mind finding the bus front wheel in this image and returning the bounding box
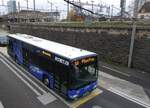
[43,76,49,87]
[15,56,19,64]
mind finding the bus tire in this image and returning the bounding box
[43,76,49,87]
[15,56,20,65]
[15,56,18,64]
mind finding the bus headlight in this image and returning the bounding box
[92,82,97,89]
[71,94,78,98]
[68,90,79,99]
[93,84,97,89]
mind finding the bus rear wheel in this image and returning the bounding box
[43,76,49,87]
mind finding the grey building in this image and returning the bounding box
[7,0,16,13]
[138,0,150,10]
[138,0,146,10]
[7,10,60,22]
[138,1,150,19]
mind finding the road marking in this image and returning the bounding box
[109,87,150,108]
[92,105,102,108]
[71,88,103,108]
[0,101,4,108]
[0,58,41,96]
[37,93,57,105]
[102,65,130,77]
[0,55,47,94]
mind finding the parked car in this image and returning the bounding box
[0,35,8,46]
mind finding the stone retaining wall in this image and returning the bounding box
[9,23,150,72]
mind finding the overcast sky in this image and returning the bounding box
[1,0,132,9]
[0,0,132,18]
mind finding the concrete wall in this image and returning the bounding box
[9,23,150,72]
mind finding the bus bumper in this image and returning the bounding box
[68,82,97,99]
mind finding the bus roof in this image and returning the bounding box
[8,34,97,60]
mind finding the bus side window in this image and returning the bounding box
[8,40,13,51]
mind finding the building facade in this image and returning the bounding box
[7,10,60,22]
[138,0,146,10]
[7,0,16,13]
[138,2,150,19]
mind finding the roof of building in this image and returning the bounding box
[139,2,150,13]
[6,10,60,19]
[8,34,97,60]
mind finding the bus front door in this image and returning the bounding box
[13,40,23,65]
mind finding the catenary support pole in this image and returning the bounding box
[128,0,139,68]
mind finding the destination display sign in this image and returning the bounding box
[74,57,96,66]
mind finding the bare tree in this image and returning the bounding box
[127,0,134,17]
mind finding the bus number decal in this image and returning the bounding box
[55,56,69,66]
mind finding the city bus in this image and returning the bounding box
[7,34,98,100]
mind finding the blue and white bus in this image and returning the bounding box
[7,34,98,100]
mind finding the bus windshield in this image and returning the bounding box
[70,62,98,89]
[75,63,98,81]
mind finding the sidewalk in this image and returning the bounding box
[99,72,150,107]
[99,61,150,84]
[0,47,7,56]
[98,61,150,107]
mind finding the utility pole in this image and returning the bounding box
[79,0,82,13]
[33,0,35,11]
[128,0,139,68]
[18,2,20,12]
[47,0,53,21]
[50,2,52,13]
[91,0,94,20]
[26,0,29,10]
[18,2,20,22]
[50,2,53,21]
[56,6,58,21]
[67,0,70,21]
[67,0,70,22]
[111,5,114,18]
[91,0,94,12]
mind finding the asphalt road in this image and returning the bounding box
[0,53,145,108]
[81,86,146,108]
